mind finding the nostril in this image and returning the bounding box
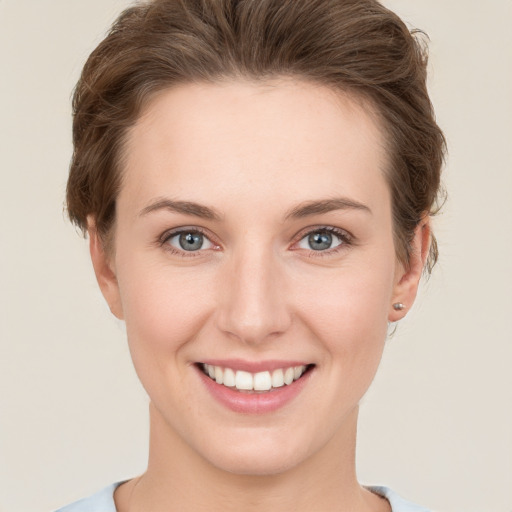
[214,272,292,344]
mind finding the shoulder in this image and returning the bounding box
[368,486,432,512]
[55,482,430,512]
[54,482,124,512]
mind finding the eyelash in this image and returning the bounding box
[293,226,353,257]
[158,225,353,258]
[159,226,216,258]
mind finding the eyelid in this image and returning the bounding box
[157,224,353,257]
[291,225,354,253]
[158,226,220,255]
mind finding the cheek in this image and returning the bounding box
[116,258,214,376]
[296,256,395,370]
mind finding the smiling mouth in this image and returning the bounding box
[198,363,314,393]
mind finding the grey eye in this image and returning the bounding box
[297,230,344,251]
[167,231,213,252]
[308,232,332,250]
[179,232,203,251]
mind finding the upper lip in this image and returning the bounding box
[198,359,313,373]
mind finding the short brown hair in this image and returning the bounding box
[67,0,446,271]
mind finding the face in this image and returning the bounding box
[91,79,425,476]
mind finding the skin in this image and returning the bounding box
[89,79,430,511]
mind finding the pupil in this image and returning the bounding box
[309,232,332,251]
[179,232,203,251]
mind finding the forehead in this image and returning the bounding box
[120,79,390,216]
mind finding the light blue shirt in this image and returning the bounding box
[55,482,431,511]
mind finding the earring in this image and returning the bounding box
[393,302,405,311]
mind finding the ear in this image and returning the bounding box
[388,218,431,322]
[87,217,124,320]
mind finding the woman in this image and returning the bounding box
[57,0,445,510]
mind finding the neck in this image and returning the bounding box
[115,402,388,512]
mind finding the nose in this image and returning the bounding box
[215,244,292,345]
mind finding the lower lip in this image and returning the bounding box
[196,366,313,414]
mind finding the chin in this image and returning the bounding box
[199,431,312,476]
[207,450,304,477]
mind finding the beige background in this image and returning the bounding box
[1,1,511,511]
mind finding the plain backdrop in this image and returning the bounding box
[1,1,511,511]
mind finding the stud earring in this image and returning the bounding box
[393,302,406,311]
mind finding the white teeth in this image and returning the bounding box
[271,368,284,388]
[214,366,223,385]
[294,365,304,379]
[202,363,309,392]
[284,367,294,385]
[253,371,272,391]
[223,367,236,387]
[235,370,253,390]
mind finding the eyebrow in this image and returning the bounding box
[139,198,223,221]
[284,197,372,219]
[139,196,371,222]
